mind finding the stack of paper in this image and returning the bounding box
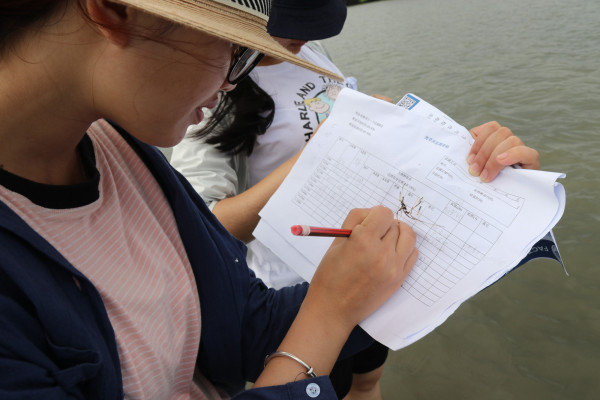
[254,89,566,350]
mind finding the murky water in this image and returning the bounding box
[322,0,600,398]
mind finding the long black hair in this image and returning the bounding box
[0,1,69,58]
[189,77,275,156]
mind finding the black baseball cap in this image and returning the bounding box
[267,0,348,41]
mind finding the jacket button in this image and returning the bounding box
[306,382,320,398]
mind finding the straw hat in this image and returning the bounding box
[114,0,343,81]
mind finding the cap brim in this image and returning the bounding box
[115,0,344,82]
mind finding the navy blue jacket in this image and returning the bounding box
[0,129,370,399]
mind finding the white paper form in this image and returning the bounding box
[396,93,538,265]
[397,93,566,280]
[254,88,566,350]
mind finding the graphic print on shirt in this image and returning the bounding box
[293,78,349,142]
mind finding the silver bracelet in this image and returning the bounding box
[264,351,317,378]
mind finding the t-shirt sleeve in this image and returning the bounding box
[170,132,239,211]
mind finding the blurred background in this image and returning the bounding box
[323,0,599,398]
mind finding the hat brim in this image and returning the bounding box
[114,0,344,82]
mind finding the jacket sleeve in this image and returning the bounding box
[233,376,338,399]
[239,275,374,384]
[170,132,245,211]
[132,138,373,398]
[160,160,374,397]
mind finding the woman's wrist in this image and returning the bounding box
[253,298,354,388]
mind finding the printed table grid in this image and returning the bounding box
[293,138,500,307]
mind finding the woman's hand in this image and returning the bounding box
[306,206,418,331]
[467,121,540,182]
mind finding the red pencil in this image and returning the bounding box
[290,225,352,237]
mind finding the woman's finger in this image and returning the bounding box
[495,145,540,170]
[395,221,417,265]
[477,134,523,181]
[468,121,502,156]
[468,125,514,176]
[349,205,395,239]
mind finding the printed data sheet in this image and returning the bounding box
[254,88,565,350]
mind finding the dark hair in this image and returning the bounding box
[0,1,176,60]
[190,77,275,156]
[0,1,71,58]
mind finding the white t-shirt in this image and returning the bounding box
[246,46,352,289]
[248,46,350,186]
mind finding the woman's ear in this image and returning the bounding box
[85,0,132,46]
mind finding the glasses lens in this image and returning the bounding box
[228,47,264,84]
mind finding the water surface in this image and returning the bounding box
[323,0,600,398]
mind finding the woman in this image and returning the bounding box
[0,1,421,399]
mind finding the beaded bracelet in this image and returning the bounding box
[264,351,317,378]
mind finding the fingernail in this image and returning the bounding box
[468,163,480,176]
[480,169,489,182]
[467,153,475,165]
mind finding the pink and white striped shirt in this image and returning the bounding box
[0,120,224,399]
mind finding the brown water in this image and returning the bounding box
[323,0,600,398]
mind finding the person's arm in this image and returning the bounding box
[467,121,540,181]
[251,206,418,388]
[171,127,304,243]
[211,150,300,242]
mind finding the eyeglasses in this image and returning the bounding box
[227,46,264,85]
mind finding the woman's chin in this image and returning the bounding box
[148,124,191,148]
